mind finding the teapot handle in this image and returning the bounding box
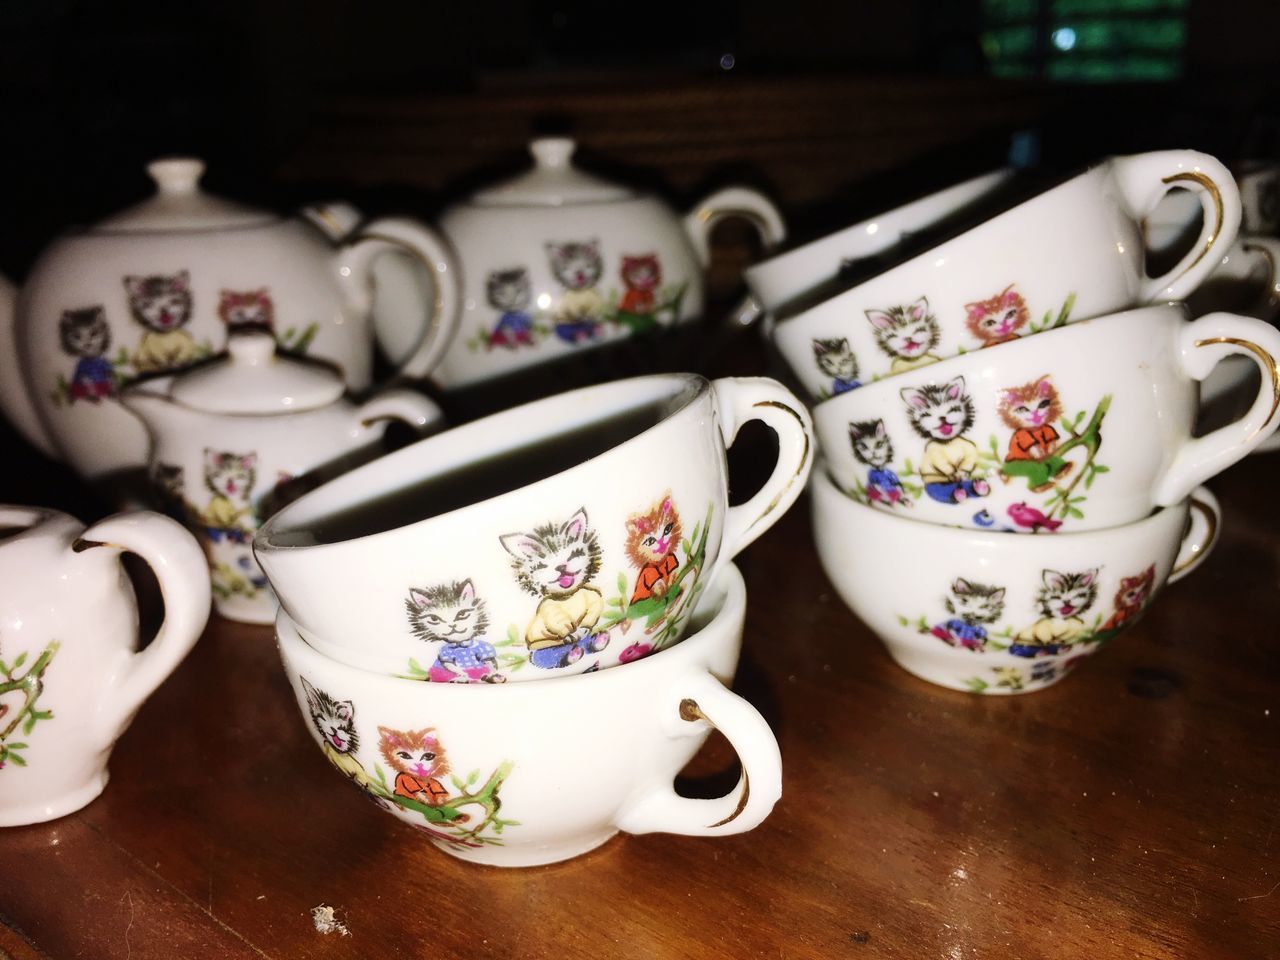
[0,276,59,460]
[337,218,464,382]
[681,187,786,269]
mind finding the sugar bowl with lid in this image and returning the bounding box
[0,157,461,482]
[432,137,786,389]
[121,330,443,624]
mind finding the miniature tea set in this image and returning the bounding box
[1,144,1276,868]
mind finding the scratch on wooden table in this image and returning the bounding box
[1237,880,1280,903]
[121,891,133,960]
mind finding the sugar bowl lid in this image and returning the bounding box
[470,138,634,207]
[95,158,278,233]
[169,331,345,414]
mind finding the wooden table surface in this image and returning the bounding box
[2,418,1279,960]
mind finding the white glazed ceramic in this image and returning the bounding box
[0,507,210,824]
[811,467,1220,695]
[0,158,461,481]
[256,374,812,679]
[277,561,781,866]
[121,331,443,625]
[431,138,785,389]
[814,305,1280,533]
[742,168,1014,316]
[773,150,1241,399]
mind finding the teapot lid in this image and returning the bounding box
[169,331,344,414]
[471,138,633,206]
[95,158,278,233]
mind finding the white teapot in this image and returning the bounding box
[120,331,443,624]
[429,137,785,389]
[0,158,461,481]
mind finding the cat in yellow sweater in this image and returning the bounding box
[901,376,991,505]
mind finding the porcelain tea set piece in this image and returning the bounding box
[811,467,1220,695]
[773,150,1242,400]
[815,305,1280,533]
[0,158,462,482]
[742,167,1014,319]
[1238,160,1280,235]
[277,560,781,866]
[0,506,210,825]
[430,138,786,390]
[256,373,813,680]
[122,331,443,625]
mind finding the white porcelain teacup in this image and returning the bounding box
[773,150,1241,399]
[256,374,812,680]
[811,467,1220,695]
[742,168,1014,318]
[0,507,210,825]
[277,561,781,866]
[814,304,1280,534]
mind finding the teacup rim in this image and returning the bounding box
[0,505,71,546]
[810,458,1193,543]
[743,167,1015,296]
[254,372,708,554]
[772,158,1113,333]
[810,301,1187,416]
[276,560,746,694]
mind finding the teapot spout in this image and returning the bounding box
[0,276,60,460]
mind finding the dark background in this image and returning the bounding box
[0,0,1277,514]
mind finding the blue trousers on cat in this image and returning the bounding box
[530,630,610,669]
[925,480,987,504]
[1009,642,1069,658]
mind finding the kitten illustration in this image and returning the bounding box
[901,376,990,505]
[929,578,1005,651]
[378,725,455,808]
[998,376,1072,492]
[218,288,275,334]
[545,240,605,343]
[624,492,683,605]
[812,337,861,395]
[501,507,609,669]
[405,579,505,684]
[1097,564,1156,635]
[125,270,198,373]
[618,253,661,319]
[866,297,941,373]
[301,677,370,788]
[201,449,256,541]
[965,284,1029,348]
[1011,568,1099,657]
[59,306,116,403]
[847,419,910,507]
[485,267,535,348]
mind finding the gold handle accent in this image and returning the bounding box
[679,697,752,828]
[1161,171,1225,281]
[1194,336,1280,438]
[1173,497,1219,576]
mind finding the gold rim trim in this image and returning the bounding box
[744,400,812,532]
[1160,171,1225,284]
[1194,336,1280,438]
[1173,497,1219,576]
[678,698,753,828]
[697,207,770,230]
[358,231,445,374]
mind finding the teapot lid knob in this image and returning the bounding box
[146,157,207,195]
[226,329,278,366]
[528,138,577,169]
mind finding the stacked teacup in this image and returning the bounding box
[760,149,1280,695]
[253,373,813,865]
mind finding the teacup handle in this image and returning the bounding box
[1110,150,1242,303]
[1237,235,1280,322]
[1156,312,1280,505]
[1168,487,1221,584]
[615,671,782,837]
[338,217,463,381]
[711,377,814,565]
[682,187,787,269]
[73,512,210,746]
[352,388,444,434]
